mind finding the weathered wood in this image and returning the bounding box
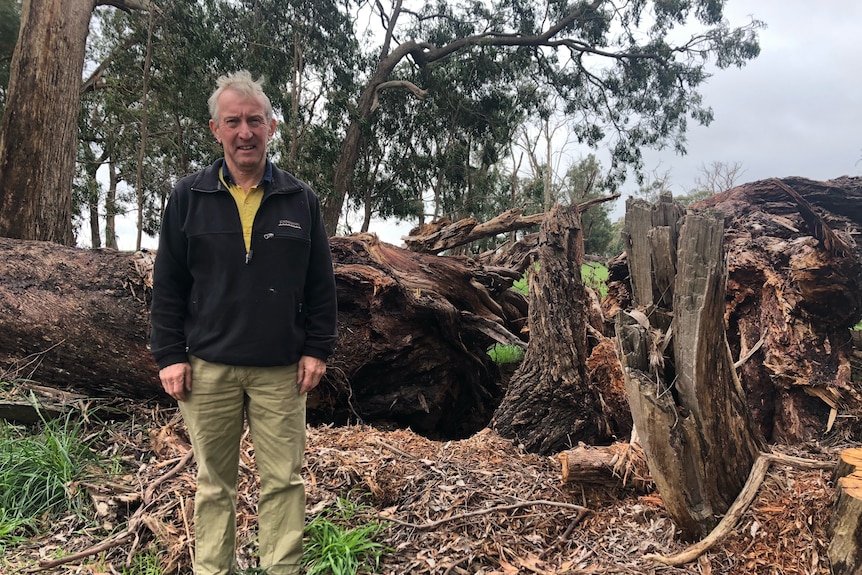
[697,176,862,442]
[403,208,545,254]
[622,192,683,309]
[829,447,862,575]
[493,204,629,454]
[610,177,862,444]
[615,207,765,540]
[558,442,651,492]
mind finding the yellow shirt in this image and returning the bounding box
[220,168,263,252]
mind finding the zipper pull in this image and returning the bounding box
[245,250,253,264]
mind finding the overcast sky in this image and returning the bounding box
[113,0,861,249]
[641,0,862,195]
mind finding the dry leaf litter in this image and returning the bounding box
[2,398,844,575]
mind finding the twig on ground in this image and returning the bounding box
[643,451,835,566]
[32,446,195,572]
[381,499,591,530]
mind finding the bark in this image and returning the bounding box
[0,235,528,439]
[829,447,862,575]
[0,0,151,245]
[0,238,158,397]
[492,204,627,455]
[615,199,764,540]
[607,176,862,443]
[403,209,545,254]
[0,0,95,245]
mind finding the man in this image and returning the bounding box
[150,70,338,575]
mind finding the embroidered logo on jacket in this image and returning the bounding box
[278,220,302,230]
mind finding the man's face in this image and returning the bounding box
[209,89,276,175]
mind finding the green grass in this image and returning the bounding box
[582,261,609,298]
[302,496,391,575]
[121,548,166,575]
[487,343,525,365]
[0,405,101,548]
[510,261,609,299]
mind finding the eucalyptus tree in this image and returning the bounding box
[78,1,229,248]
[323,0,763,235]
[560,153,616,256]
[0,0,152,245]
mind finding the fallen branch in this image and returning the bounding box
[643,451,836,566]
[380,499,591,531]
[33,447,195,572]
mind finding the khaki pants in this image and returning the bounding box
[181,356,306,575]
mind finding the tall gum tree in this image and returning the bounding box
[323,0,763,235]
[0,0,150,245]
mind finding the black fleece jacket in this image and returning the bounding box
[149,159,338,370]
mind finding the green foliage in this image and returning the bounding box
[302,496,391,575]
[582,262,609,299]
[0,0,19,114]
[487,344,525,365]
[69,0,763,245]
[121,548,165,575]
[0,407,101,546]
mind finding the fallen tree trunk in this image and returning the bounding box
[615,196,765,540]
[829,447,862,575]
[0,239,158,398]
[0,234,528,439]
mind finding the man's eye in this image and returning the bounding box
[224,119,240,127]
[248,118,263,128]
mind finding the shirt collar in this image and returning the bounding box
[221,159,273,188]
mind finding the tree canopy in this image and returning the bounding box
[0,0,763,248]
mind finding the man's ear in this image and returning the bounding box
[209,118,220,143]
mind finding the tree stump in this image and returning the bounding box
[493,204,628,454]
[829,447,862,575]
[615,195,765,540]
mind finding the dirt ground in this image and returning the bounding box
[2,396,847,575]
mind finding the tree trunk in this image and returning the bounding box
[0,238,158,397]
[615,197,765,540]
[0,235,528,439]
[0,0,95,245]
[829,447,862,575]
[492,204,625,454]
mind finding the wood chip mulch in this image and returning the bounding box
[3,400,843,575]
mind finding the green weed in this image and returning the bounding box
[302,496,391,575]
[0,405,101,544]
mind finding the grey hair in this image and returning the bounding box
[208,70,274,122]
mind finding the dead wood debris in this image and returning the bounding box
[1,399,845,575]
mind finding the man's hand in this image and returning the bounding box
[297,355,326,395]
[159,362,192,401]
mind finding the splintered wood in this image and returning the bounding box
[829,447,862,575]
[616,194,764,540]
